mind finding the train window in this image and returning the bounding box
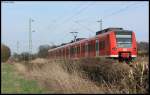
[99,42,101,49]
[85,43,88,52]
[88,42,93,52]
[66,48,69,56]
[79,46,80,53]
[117,38,131,43]
[70,47,71,55]
[73,47,74,54]
[88,44,90,52]
[90,44,92,52]
[73,47,75,56]
[85,43,88,56]
[59,50,61,56]
[82,45,85,53]
[70,47,73,55]
[116,32,132,48]
[91,43,93,51]
[75,46,77,55]
[77,46,80,54]
[103,41,105,49]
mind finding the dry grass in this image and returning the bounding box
[14,59,103,93]
[13,57,149,94]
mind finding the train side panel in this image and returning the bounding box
[131,32,137,57]
[97,33,110,57]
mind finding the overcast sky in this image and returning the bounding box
[2,1,149,54]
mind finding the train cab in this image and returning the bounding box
[109,29,137,61]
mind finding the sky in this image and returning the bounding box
[1,1,149,54]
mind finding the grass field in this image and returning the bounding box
[1,63,46,94]
[1,56,149,94]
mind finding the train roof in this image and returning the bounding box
[96,27,133,35]
[48,38,87,52]
[96,27,123,35]
[48,32,109,52]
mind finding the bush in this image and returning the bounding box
[38,45,50,58]
[1,44,11,62]
[19,52,30,61]
[137,41,149,56]
[38,44,58,58]
[18,52,37,61]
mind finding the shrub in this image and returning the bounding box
[1,44,11,62]
[19,52,30,61]
[38,45,50,58]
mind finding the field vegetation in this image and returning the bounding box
[2,56,148,94]
[1,63,45,94]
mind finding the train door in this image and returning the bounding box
[96,38,99,57]
[85,42,88,57]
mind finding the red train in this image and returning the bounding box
[48,28,137,61]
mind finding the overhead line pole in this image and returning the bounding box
[97,18,102,31]
[74,21,94,32]
[29,18,31,61]
[29,18,34,62]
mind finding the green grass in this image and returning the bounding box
[1,63,45,94]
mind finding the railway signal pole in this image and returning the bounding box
[97,18,102,31]
[70,32,78,42]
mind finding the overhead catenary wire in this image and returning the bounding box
[51,2,95,33]
[102,3,143,19]
[71,3,136,33]
[75,2,145,23]
[47,2,86,31]
[62,2,137,38]
[74,21,95,32]
[61,2,94,23]
[72,2,146,38]
[100,3,145,30]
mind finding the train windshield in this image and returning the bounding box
[115,31,132,48]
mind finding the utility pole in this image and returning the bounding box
[29,18,34,62]
[70,32,78,42]
[97,18,102,31]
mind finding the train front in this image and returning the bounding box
[110,30,137,61]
